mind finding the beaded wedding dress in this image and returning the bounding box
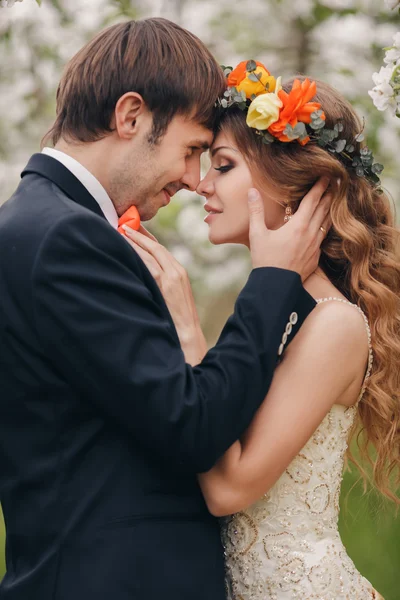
[221,298,383,600]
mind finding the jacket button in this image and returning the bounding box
[290,312,298,325]
[285,322,293,335]
[278,343,284,356]
[282,332,288,345]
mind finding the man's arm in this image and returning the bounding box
[32,213,315,474]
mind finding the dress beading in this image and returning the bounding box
[221,298,382,600]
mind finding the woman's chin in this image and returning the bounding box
[208,230,231,245]
[208,229,248,246]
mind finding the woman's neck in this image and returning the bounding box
[303,267,346,302]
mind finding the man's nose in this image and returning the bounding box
[181,158,201,192]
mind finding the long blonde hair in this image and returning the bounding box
[219,78,400,502]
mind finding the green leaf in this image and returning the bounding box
[309,118,325,130]
[355,132,364,142]
[356,166,365,177]
[246,60,257,72]
[335,139,346,153]
[345,144,355,153]
[36,0,42,4]
[371,163,384,175]
[311,109,324,120]
[220,99,228,108]
[261,131,275,144]
[248,72,260,83]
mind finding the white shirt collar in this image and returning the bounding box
[42,147,119,229]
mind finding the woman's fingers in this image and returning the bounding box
[124,237,163,283]
[123,225,186,280]
[138,224,158,242]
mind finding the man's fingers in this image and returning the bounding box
[295,177,330,223]
[316,213,332,245]
[248,188,267,238]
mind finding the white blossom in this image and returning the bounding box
[385,0,400,10]
[393,32,400,49]
[0,0,23,7]
[384,47,400,65]
[369,66,397,113]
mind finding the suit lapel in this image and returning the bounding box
[21,153,106,220]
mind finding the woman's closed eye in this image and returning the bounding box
[214,164,234,174]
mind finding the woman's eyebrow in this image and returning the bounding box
[211,146,239,157]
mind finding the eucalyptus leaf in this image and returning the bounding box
[356,132,365,142]
[220,99,228,108]
[261,132,275,144]
[246,60,257,72]
[371,163,384,174]
[309,119,325,130]
[311,109,324,120]
[335,139,347,153]
[248,72,260,83]
[356,166,365,177]
[345,144,355,153]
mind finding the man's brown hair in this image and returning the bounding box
[44,18,226,146]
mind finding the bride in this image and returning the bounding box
[122,62,399,599]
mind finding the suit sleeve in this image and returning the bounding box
[32,213,315,473]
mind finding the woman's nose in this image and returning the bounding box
[196,175,213,198]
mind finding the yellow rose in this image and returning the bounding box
[246,77,283,130]
[237,67,277,99]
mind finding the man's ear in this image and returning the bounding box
[114,92,149,140]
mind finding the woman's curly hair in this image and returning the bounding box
[218,77,400,502]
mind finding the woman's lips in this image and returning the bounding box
[204,211,222,224]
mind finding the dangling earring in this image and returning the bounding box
[284,204,293,223]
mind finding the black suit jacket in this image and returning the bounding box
[0,154,315,599]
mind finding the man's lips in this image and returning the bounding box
[162,189,172,205]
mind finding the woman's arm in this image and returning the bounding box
[198,301,369,516]
[121,225,208,365]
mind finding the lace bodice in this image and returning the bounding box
[221,298,381,600]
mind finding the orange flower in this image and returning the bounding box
[268,78,326,145]
[227,60,266,88]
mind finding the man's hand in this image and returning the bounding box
[248,178,331,281]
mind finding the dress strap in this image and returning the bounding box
[316,297,373,402]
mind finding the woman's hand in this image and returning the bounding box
[122,225,207,366]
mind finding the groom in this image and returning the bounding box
[0,18,329,600]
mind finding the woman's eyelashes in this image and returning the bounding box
[214,163,234,174]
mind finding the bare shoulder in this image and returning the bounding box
[286,298,370,371]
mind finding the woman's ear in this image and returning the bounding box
[114,92,149,140]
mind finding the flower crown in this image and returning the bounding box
[218,60,384,186]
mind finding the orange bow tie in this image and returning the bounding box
[118,206,140,236]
